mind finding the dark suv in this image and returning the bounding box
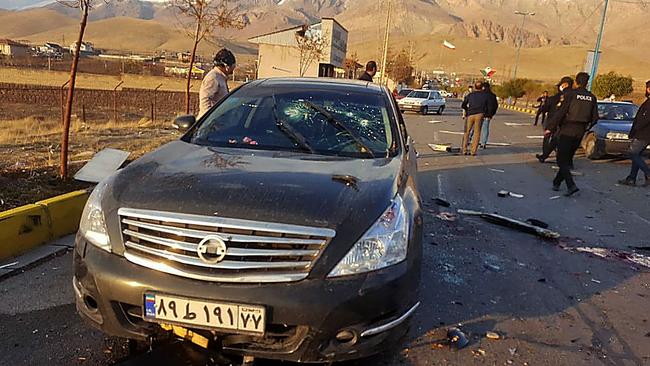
[73,78,422,363]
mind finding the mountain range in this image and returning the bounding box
[0,0,648,81]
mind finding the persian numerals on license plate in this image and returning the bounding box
[144,293,265,334]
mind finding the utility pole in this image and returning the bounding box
[380,0,392,86]
[512,11,535,80]
[588,0,609,91]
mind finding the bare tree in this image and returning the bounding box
[57,0,97,179]
[168,0,245,114]
[295,25,326,77]
[343,52,361,79]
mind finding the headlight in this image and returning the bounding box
[79,178,111,252]
[606,132,629,140]
[328,196,409,277]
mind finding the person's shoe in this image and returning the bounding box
[552,184,560,192]
[565,187,580,197]
[536,154,546,163]
[618,177,636,186]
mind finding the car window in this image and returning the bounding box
[190,86,397,158]
[597,104,638,121]
[398,89,412,97]
[408,91,429,99]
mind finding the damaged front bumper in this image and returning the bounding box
[73,238,420,363]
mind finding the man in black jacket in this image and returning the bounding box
[536,76,573,163]
[546,72,599,196]
[534,91,549,126]
[618,80,650,187]
[358,61,377,82]
[479,82,499,148]
[461,81,490,155]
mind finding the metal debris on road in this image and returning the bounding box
[433,197,451,207]
[447,327,470,349]
[428,143,461,153]
[591,279,602,284]
[549,195,561,200]
[486,331,500,340]
[489,168,506,173]
[498,190,524,198]
[458,209,561,240]
[436,212,458,221]
[570,246,650,269]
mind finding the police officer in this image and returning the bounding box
[536,76,574,163]
[546,72,599,196]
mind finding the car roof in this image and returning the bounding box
[253,77,386,94]
[411,89,438,93]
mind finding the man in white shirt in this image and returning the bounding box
[198,48,236,118]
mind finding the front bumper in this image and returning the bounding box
[602,138,631,155]
[398,104,423,112]
[73,238,420,363]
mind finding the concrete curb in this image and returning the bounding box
[0,190,89,261]
[502,104,536,115]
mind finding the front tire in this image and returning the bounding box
[584,134,603,160]
[437,106,445,115]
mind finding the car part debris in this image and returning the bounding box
[498,190,524,198]
[428,143,461,153]
[447,327,470,349]
[526,219,549,229]
[74,148,130,183]
[457,209,560,240]
[571,247,650,269]
[436,212,457,221]
[486,331,500,340]
[433,197,451,207]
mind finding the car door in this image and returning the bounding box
[426,92,436,108]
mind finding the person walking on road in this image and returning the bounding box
[537,77,574,163]
[461,81,490,156]
[198,48,236,118]
[546,72,599,196]
[618,80,650,187]
[358,61,377,82]
[480,82,499,149]
[534,91,549,126]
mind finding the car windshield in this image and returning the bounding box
[408,91,429,99]
[597,103,638,121]
[190,86,397,158]
[398,89,412,96]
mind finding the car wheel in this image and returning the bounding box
[437,106,444,115]
[584,134,603,160]
[421,106,429,115]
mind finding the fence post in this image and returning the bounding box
[113,80,124,122]
[153,83,162,122]
[188,84,194,115]
[82,104,86,124]
[60,80,70,125]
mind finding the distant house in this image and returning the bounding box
[70,41,95,55]
[37,42,64,58]
[0,39,30,58]
[248,18,348,78]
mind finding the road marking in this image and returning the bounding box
[429,120,443,124]
[504,122,530,126]
[526,136,545,139]
[436,173,444,198]
[487,142,512,146]
[489,168,505,173]
[440,130,464,135]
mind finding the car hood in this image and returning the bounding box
[105,141,401,232]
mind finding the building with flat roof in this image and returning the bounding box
[0,39,30,58]
[249,18,348,79]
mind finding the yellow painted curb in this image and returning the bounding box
[0,190,89,261]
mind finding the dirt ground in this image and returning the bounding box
[0,118,179,211]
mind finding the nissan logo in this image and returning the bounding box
[196,235,228,265]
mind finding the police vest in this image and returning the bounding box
[566,90,596,123]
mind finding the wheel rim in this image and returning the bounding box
[586,138,596,156]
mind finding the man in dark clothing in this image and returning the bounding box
[537,77,574,163]
[534,91,549,126]
[461,81,490,155]
[479,82,499,148]
[618,80,650,187]
[358,61,377,82]
[546,72,599,196]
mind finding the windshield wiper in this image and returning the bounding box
[301,100,376,158]
[272,97,315,154]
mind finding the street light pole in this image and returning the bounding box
[512,11,535,80]
[380,0,392,86]
[588,0,609,91]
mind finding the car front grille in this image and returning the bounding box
[118,208,336,283]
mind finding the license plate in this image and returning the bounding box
[143,293,265,334]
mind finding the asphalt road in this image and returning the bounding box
[1,100,649,366]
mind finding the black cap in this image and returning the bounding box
[556,76,574,87]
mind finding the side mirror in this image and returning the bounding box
[172,115,195,132]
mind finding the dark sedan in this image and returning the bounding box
[72,78,423,363]
[582,101,639,159]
